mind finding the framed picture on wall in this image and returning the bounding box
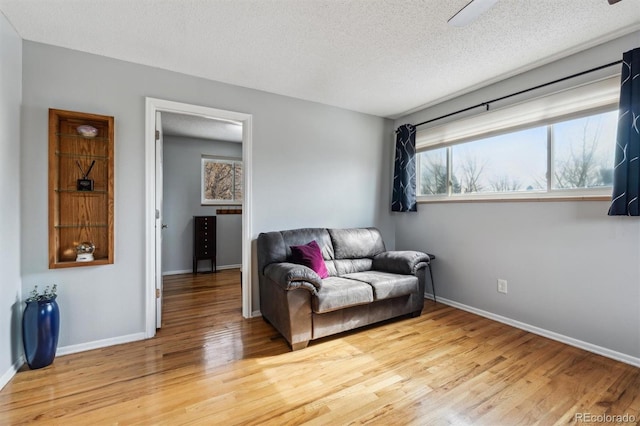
[201,156,243,205]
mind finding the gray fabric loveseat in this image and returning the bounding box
[257,227,430,350]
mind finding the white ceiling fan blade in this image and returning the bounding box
[448,0,500,27]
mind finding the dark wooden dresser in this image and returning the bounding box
[193,216,216,274]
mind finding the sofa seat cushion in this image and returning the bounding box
[312,277,374,314]
[342,271,418,301]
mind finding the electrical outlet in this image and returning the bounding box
[497,279,508,294]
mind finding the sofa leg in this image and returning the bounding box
[291,341,309,351]
[411,310,422,318]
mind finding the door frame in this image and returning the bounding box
[144,97,253,338]
[154,110,164,329]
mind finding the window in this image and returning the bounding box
[415,76,620,201]
[418,148,447,195]
[201,156,243,205]
[551,112,616,190]
[449,126,547,194]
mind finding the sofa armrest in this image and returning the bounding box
[372,251,430,275]
[263,262,323,295]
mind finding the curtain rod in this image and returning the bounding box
[412,59,623,129]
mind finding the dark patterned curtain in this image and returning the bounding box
[392,124,417,212]
[609,47,640,216]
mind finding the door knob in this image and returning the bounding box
[161,224,168,229]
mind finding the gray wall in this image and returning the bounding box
[20,41,394,350]
[0,12,22,388]
[394,32,640,360]
[162,135,242,273]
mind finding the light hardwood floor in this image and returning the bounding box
[1,269,639,425]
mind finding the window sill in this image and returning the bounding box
[417,192,611,204]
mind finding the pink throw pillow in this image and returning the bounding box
[290,240,329,279]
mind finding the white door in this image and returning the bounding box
[155,111,164,328]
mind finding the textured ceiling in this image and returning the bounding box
[1,0,639,118]
[161,112,242,143]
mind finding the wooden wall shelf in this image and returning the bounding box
[48,109,114,269]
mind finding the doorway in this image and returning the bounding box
[144,98,253,338]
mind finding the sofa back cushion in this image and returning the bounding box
[327,228,386,275]
[328,228,386,259]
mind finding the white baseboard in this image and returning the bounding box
[218,264,242,271]
[56,332,147,357]
[0,355,24,391]
[162,264,242,276]
[431,296,640,368]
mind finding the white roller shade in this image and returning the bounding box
[416,76,620,150]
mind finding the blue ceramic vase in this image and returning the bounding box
[22,297,60,369]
